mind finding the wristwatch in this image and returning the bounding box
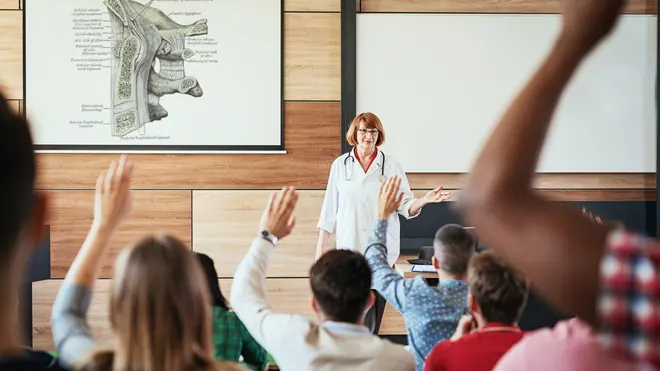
[260,230,279,246]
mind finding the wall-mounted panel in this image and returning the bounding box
[412,189,655,202]
[0,1,18,9]
[285,0,340,12]
[193,190,335,278]
[407,173,656,190]
[0,10,22,99]
[47,190,191,278]
[360,0,657,14]
[36,102,340,189]
[6,99,19,113]
[284,13,340,100]
[357,14,657,173]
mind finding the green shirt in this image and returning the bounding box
[212,306,268,370]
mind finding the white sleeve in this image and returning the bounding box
[317,159,339,233]
[393,160,419,219]
[229,237,313,358]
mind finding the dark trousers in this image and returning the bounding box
[365,289,387,334]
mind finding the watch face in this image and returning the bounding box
[261,230,269,237]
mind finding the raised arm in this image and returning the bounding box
[365,176,417,313]
[230,187,310,356]
[457,0,624,325]
[52,156,133,368]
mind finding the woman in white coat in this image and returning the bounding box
[316,112,450,333]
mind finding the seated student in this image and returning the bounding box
[457,0,657,368]
[51,157,245,371]
[0,92,69,371]
[230,186,415,371]
[364,177,476,370]
[493,318,636,371]
[424,250,529,371]
[195,253,269,370]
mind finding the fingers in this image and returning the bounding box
[265,191,277,214]
[105,160,117,191]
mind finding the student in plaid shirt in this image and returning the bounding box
[455,0,659,369]
[196,253,269,371]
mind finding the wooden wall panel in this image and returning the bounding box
[360,0,657,14]
[6,99,18,113]
[218,278,316,319]
[284,13,340,100]
[47,190,191,278]
[0,1,18,9]
[193,190,335,278]
[36,102,340,190]
[0,10,22,99]
[33,280,114,351]
[412,189,655,202]
[285,0,340,12]
[408,173,656,190]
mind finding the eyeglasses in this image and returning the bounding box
[358,129,379,136]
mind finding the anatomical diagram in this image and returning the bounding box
[104,0,206,137]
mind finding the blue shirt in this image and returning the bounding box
[365,219,469,371]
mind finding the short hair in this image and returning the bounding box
[433,224,476,275]
[468,250,529,325]
[346,112,386,147]
[0,91,36,255]
[309,249,372,323]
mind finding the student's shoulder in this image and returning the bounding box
[376,339,416,367]
[0,357,68,371]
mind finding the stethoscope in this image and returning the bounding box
[344,147,386,182]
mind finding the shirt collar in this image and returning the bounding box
[482,322,520,330]
[320,321,371,335]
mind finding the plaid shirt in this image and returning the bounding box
[598,229,660,369]
[212,306,268,370]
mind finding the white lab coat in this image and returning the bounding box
[317,148,419,266]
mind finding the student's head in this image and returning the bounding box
[0,92,47,284]
[467,250,529,326]
[432,224,476,278]
[309,249,374,324]
[346,112,386,151]
[83,234,233,371]
[195,252,230,310]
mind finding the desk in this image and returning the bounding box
[394,254,437,279]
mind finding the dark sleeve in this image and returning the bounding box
[239,320,269,370]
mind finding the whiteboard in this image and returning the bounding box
[25,0,282,152]
[356,14,657,173]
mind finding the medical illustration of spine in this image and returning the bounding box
[104,0,207,137]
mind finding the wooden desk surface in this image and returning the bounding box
[394,254,438,279]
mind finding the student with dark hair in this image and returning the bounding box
[0,91,67,371]
[195,253,268,370]
[424,250,529,371]
[230,187,415,371]
[365,176,476,371]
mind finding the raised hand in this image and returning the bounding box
[421,186,451,205]
[378,176,404,219]
[450,315,476,341]
[93,155,133,231]
[260,186,299,239]
[560,0,625,53]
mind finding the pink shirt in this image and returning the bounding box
[493,319,646,371]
